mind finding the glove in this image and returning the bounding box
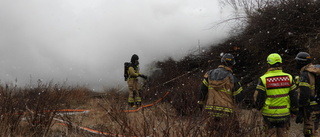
[294,76,300,85]
[139,74,148,80]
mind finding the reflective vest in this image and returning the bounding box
[260,69,293,117]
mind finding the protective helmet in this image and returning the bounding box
[267,53,282,65]
[221,53,236,66]
[295,52,311,65]
[131,54,139,63]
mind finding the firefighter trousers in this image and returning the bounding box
[263,116,290,137]
[127,79,141,106]
[303,110,320,137]
[204,110,239,136]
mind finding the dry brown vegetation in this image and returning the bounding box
[0,84,302,136]
[0,83,264,136]
[1,0,319,136]
[0,82,92,136]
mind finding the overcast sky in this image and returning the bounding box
[0,0,236,91]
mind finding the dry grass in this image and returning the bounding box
[0,81,305,137]
[63,90,304,137]
[0,82,92,136]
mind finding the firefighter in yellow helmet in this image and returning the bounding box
[295,52,320,137]
[197,53,244,135]
[254,53,298,137]
[127,54,147,107]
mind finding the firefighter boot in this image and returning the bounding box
[304,128,313,137]
[136,102,141,107]
[129,102,135,107]
[135,96,142,107]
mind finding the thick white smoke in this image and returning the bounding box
[0,0,235,91]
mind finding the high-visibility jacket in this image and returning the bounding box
[254,67,298,117]
[198,65,244,117]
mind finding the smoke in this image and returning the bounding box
[0,0,235,91]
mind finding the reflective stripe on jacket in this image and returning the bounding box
[298,64,320,106]
[200,65,243,114]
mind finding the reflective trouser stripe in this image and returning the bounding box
[128,97,134,103]
[207,111,230,117]
[128,97,142,103]
[135,97,141,102]
[205,106,233,113]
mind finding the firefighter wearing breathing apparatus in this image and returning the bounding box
[254,53,298,137]
[127,54,147,107]
[197,53,244,134]
[295,52,320,137]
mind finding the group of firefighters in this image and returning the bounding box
[125,52,320,137]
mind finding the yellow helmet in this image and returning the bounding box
[267,53,282,65]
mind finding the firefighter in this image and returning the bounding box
[197,53,244,135]
[254,53,298,137]
[295,52,320,137]
[127,54,147,107]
